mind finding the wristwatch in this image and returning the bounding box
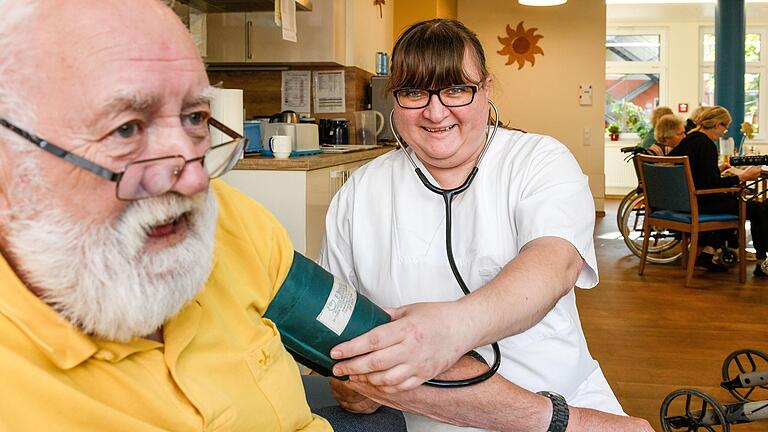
[537,391,569,432]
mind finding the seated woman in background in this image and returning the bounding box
[669,106,768,275]
[685,105,710,134]
[640,106,674,150]
[648,114,686,156]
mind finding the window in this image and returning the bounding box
[606,29,667,137]
[700,28,766,136]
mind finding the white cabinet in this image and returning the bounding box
[205,13,248,62]
[221,158,370,260]
[205,0,345,64]
[205,0,392,72]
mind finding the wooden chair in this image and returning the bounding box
[635,154,746,286]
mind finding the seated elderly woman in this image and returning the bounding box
[640,106,674,150]
[669,106,768,275]
[648,114,685,156]
[685,105,710,134]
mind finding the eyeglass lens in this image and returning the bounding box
[396,85,477,109]
[116,139,243,200]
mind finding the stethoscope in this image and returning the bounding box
[389,100,502,387]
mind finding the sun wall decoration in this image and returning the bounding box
[497,21,544,70]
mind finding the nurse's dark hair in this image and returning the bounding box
[386,19,489,92]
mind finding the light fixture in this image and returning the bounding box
[518,0,567,5]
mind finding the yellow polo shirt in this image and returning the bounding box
[0,181,331,431]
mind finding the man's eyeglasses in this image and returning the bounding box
[393,82,483,109]
[0,117,245,201]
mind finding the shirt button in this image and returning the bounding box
[95,350,115,361]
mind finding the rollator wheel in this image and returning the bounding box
[721,348,768,402]
[718,248,738,267]
[660,388,729,432]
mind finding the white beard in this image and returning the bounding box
[3,175,218,342]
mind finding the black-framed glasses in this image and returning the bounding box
[393,81,483,109]
[0,117,245,200]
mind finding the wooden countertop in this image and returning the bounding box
[234,146,394,171]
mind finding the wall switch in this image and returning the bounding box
[583,127,591,146]
[579,83,593,106]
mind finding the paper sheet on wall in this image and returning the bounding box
[274,0,281,26]
[313,70,346,113]
[281,71,311,114]
[280,0,297,42]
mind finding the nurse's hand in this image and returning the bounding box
[329,378,382,414]
[330,301,474,392]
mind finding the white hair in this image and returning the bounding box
[0,0,40,151]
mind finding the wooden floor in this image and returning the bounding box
[577,198,768,430]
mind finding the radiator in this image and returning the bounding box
[605,145,638,195]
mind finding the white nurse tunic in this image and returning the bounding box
[318,129,623,431]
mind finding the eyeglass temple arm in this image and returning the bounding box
[209,117,244,140]
[0,118,120,182]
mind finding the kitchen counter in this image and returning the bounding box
[234,146,394,171]
[225,145,394,259]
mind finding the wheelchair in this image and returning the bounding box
[617,146,684,264]
[660,348,768,431]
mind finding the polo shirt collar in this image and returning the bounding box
[0,254,161,369]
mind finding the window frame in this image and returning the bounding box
[699,26,767,139]
[606,27,669,139]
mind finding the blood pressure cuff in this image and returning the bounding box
[264,252,391,377]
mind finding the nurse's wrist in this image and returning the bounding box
[455,294,495,347]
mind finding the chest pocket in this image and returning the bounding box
[478,265,574,348]
[245,320,314,431]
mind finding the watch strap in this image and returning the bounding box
[537,391,569,432]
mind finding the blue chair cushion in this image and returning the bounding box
[650,210,738,223]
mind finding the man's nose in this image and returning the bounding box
[173,159,209,196]
[154,125,210,196]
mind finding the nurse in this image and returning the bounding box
[318,19,652,432]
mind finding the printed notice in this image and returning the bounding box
[281,71,311,113]
[280,0,297,43]
[313,70,346,113]
[316,278,357,336]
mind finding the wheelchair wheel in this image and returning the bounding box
[721,348,768,402]
[616,189,642,234]
[660,388,729,432]
[717,248,738,267]
[619,193,683,264]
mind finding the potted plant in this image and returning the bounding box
[607,123,621,141]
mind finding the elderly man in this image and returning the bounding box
[0,0,331,430]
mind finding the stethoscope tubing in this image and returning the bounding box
[389,101,502,387]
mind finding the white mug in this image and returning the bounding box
[269,135,292,159]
